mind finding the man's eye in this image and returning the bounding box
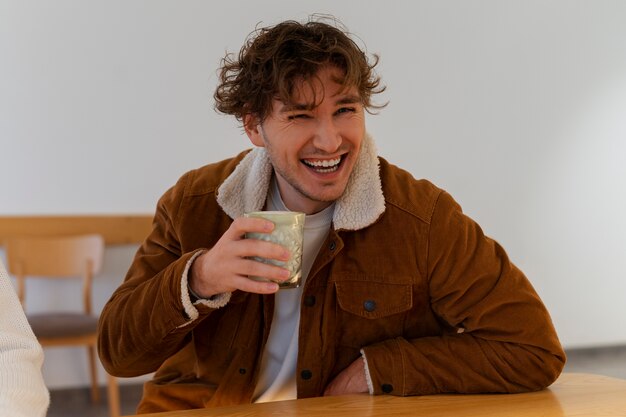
[336,107,356,115]
[287,114,310,120]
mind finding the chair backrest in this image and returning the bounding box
[5,234,105,314]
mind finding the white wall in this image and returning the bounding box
[2,0,625,388]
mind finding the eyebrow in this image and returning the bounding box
[279,95,362,112]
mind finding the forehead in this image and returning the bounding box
[279,66,360,108]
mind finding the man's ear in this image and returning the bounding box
[243,114,264,147]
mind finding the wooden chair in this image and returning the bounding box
[5,234,120,417]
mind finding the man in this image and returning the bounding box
[98,17,565,413]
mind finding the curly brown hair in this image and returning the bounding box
[214,16,386,124]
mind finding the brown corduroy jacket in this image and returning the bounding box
[98,136,565,413]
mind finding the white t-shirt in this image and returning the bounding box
[253,179,333,403]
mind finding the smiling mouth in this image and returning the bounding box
[302,156,343,173]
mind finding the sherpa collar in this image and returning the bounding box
[216,133,385,231]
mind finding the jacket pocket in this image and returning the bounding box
[334,279,413,348]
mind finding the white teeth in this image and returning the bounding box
[303,157,341,168]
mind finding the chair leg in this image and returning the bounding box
[107,373,121,417]
[87,345,100,402]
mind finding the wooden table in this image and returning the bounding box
[127,373,626,417]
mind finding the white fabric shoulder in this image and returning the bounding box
[0,260,50,417]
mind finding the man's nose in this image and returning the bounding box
[312,119,341,153]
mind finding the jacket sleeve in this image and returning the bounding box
[97,173,217,377]
[362,191,566,395]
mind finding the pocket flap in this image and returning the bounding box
[335,281,413,319]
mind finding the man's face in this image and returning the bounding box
[245,66,366,214]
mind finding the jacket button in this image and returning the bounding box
[382,383,393,393]
[329,241,336,251]
[363,300,377,312]
[239,368,246,375]
[301,369,313,380]
[304,295,316,307]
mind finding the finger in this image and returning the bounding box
[238,258,291,283]
[226,217,274,239]
[234,239,290,262]
[232,275,280,294]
